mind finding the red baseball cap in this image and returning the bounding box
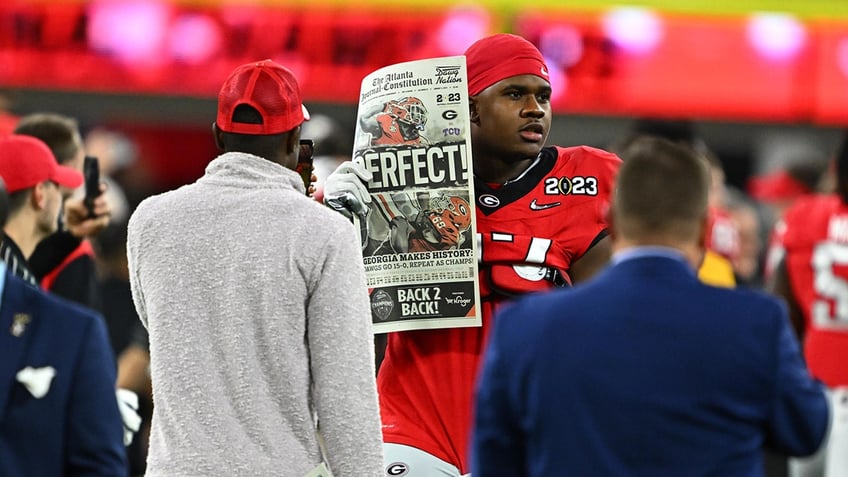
[0,135,83,193]
[465,34,550,96]
[747,169,811,203]
[216,59,310,135]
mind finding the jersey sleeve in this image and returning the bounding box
[559,146,621,259]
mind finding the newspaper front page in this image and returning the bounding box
[351,56,481,333]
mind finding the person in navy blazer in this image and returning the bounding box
[0,177,126,476]
[472,137,830,477]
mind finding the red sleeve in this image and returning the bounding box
[555,145,620,259]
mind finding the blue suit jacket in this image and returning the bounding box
[473,253,829,477]
[0,270,126,476]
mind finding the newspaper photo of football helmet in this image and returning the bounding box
[386,97,428,131]
[426,195,472,247]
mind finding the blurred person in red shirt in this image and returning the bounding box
[768,132,848,477]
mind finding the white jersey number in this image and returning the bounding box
[811,242,848,328]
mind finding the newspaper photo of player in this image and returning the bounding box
[358,96,431,147]
[363,190,473,256]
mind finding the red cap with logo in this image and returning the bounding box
[0,135,83,193]
[465,34,550,96]
[216,59,310,135]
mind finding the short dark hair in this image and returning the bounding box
[218,104,287,159]
[7,187,32,217]
[614,136,710,242]
[14,113,82,165]
[615,118,720,169]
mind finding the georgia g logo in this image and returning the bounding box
[386,462,409,476]
[478,194,500,208]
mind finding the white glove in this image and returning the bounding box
[116,388,142,446]
[323,161,372,219]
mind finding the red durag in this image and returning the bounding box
[465,34,550,96]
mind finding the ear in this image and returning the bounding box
[31,183,47,210]
[697,212,709,250]
[469,96,480,125]
[278,125,301,170]
[212,122,225,151]
[285,126,301,155]
[696,212,710,261]
[695,212,710,270]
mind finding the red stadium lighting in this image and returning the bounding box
[168,13,223,64]
[539,25,584,69]
[839,37,848,79]
[747,13,807,62]
[602,7,663,55]
[87,0,172,66]
[438,6,491,56]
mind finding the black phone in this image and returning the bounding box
[295,139,314,195]
[83,155,100,217]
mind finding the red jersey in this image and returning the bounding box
[779,194,848,387]
[377,145,621,472]
[763,220,787,283]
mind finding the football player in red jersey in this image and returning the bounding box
[325,34,621,476]
[768,132,848,477]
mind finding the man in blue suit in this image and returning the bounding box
[0,173,126,476]
[472,136,829,477]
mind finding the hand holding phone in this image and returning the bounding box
[83,155,100,217]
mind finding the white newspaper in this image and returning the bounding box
[351,56,481,333]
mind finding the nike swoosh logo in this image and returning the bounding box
[529,199,561,211]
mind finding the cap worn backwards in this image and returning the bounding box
[0,135,84,193]
[465,34,550,96]
[216,59,310,135]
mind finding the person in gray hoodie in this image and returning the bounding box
[127,59,383,477]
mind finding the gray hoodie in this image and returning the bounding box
[128,152,382,477]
